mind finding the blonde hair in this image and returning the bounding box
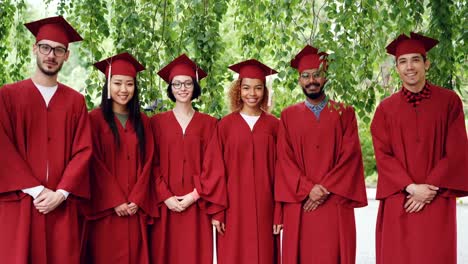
[228,79,270,113]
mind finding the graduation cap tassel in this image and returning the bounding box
[107,64,112,99]
[267,69,273,107]
[196,67,199,83]
[107,0,113,100]
[267,85,273,107]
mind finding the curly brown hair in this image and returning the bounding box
[228,79,270,113]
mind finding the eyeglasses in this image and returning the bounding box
[37,44,68,57]
[300,71,325,80]
[171,81,194,89]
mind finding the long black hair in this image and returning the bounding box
[100,78,146,160]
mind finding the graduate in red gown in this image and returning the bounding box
[371,32,468,264]
[0,16,92,264]
[275,45,367,264]
[149,54,225,264]
[209,59,282,264]
[85,53,156,263]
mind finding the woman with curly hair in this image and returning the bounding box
[209,59,282,264]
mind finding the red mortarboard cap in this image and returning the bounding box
[158,54,207,83]
[24,16,83,48]
[291,45,328,73]
[386,32,438,58]
[228,59,277,83]
[94,52,145,78]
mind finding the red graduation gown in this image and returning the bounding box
[0,79,92,264]
[86,109,156,264]
[371,84,468,264]
[275,101,367,264]
[210,112,281,264]
[150,111,221,264]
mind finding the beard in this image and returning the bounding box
[37,56,63,76]
[302,82,324,99]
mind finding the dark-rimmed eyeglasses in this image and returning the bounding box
[37,44,68,57]
[300,71,325,80]
[171,81,194,89]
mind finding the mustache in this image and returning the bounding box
[305,82,321,89]
[43,59,58,65]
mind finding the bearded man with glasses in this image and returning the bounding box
[275,45,367,264]
[0,16,92,264]
[36,43,68,74]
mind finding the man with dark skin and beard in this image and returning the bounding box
[275,45,367,264]
[0,16,92,264]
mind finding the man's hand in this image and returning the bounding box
[304,184,330,211]
[114,203,131,216]
[164,196,185,212]
[405,184,438,203]
[34,190,66,214]
[273,224,283,235]
[175,193,196,210]
[308,184,330,201]
[303,198,322,212]
[404,196,426,213]
[127,202,139,215]
[212,219,226,235]
[37,187,52,197]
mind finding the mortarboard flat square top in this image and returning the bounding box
[24,16,83,48]
[94,52,145,78]
[386,32,438,58]
[228,59,277,82]
[291,45,328,73]
[158,54,207,83]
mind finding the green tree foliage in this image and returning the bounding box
[0,0,31,85]
[1,0,466,178]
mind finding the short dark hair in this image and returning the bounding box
[166,77,201,102]
[396,54,427,63]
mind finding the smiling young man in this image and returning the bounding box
[0,16,92,263]
[371,32,468,264]
[275,45,367,264]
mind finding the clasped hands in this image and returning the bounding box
[164,189,199,213]
[114,202,139,216]
[404,183,439,213]
[33,188,66,214]
[303,184,330,212]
